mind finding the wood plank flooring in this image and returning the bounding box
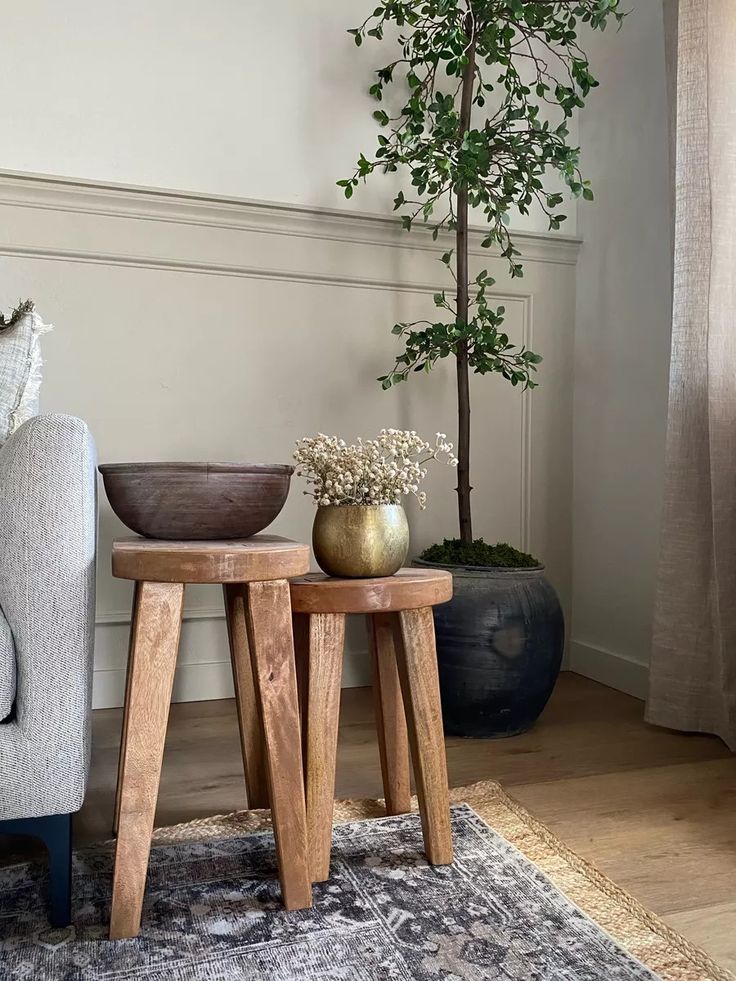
[5,672,736,972]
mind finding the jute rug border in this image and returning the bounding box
[149,778,731,981]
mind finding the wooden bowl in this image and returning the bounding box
[98,462,294,540]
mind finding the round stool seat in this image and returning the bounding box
[289,567,452,614]
[112,535,310,584]
[108,532,313,937]
[292,566,455,880]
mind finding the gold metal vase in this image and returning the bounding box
[312,504,409,578]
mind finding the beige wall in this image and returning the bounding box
[570,0,672,695]
[0,174,578,707]
[6,0,678,706]
[0,0,571,234]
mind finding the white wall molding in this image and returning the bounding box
[1,167,577,710]
[95,606,225,625]
[519,296,534,553]
[92,613,372,709]
[568,641,649,701]
[92,648,372,710]
[0,170,581,267]
[1,243,533,300]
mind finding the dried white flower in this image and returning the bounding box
[294,429,457,510]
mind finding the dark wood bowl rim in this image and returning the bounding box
[98,462,294,476]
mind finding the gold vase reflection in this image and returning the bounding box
[312,504,409,578]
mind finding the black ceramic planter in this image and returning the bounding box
[414,559,564,738]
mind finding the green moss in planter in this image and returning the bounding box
[420,538,540,569]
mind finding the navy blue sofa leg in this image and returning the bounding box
[0,813,73,927]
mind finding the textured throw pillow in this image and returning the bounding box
[0,300,52,444]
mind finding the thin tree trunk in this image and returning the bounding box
[455,24,476,544]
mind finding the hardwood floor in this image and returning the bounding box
[5,672,736,971]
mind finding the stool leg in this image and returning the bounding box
[110,581,184,939]
[223,584,269,809]
[301,613,345,883]
[395,607,453,866]
[113,581,141,837]
[368,613,412,816]
[245,580,312,910]
[292,612,311,771]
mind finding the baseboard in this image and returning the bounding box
[567,640,649,700]
[92,631,649,709]
[92,608,375,709]
[92,643,372,710]
[93,658,237,710]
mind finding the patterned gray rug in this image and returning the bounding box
[0,804,660,980]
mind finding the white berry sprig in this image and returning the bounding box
[294,429,457,509]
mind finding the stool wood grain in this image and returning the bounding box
[368,613,411,817]
[294,612,346,883]
[288,569,454,882]
[394,607,453,864]
[109,536,311,939]
[111,580,184,939]
[223,583,269,809]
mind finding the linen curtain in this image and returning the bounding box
[646,0,736,748]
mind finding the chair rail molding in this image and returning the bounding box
[0,169,579,709]
[0,170,581,272]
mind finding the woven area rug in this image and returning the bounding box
[0,780,729,980]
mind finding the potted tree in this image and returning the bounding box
[340,0,623,736]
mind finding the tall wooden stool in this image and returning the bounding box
[109,536,312,940]
[290,568,454,883]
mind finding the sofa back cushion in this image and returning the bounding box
[0,301,52,445]
[0,604,15,721]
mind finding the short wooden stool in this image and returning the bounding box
[290,568,454,883]
[109,536,312,940]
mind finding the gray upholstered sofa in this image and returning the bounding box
[0,413,97,927]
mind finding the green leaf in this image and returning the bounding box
[344,0,621,406]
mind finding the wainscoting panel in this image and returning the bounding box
[0,171,579,709]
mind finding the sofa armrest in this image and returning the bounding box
[0,414,97,819]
